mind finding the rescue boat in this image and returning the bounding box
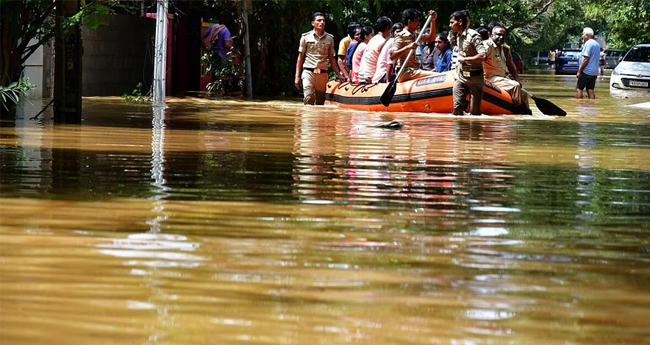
[325,70,531,115]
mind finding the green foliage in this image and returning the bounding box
[73,1,115,30]
[0,0,120,103]
[121,83,146,103]
[327,0,376,32]
[585,0,650,48]
[467,0,580,57]
[0,77,36,111]
[202,51,244,96]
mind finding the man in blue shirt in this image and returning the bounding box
[576,27,600,99]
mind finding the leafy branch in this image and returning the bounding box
[121,82,146,103]
[0,77,36,110]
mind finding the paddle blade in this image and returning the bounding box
[380,81,397,107]
[531,95,567,116]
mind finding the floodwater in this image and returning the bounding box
[1,74,650,345]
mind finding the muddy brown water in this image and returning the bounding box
[1,74,649,344]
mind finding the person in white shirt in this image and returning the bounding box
[358,16,393,83]
[373,22,404,83]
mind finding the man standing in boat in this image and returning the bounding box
[391,9,438,82]
[295,12,346,105]
[450,10,486,115]
[483,24,531,114]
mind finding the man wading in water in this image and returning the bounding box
[294,12,345,105]
[450,10,486,115]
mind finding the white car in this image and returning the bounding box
[610,44,650,91]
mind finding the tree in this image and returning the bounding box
[0,0,112,117]
[0,1,55,88]
[584,0,650,48]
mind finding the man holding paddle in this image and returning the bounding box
[390,9,438,82]
[379,9,436,107]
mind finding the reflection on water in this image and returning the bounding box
[1,75,650,345]
[149,105,170,233]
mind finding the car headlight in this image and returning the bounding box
[612,69,620,76]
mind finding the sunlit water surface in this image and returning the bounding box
[1,75,650,344]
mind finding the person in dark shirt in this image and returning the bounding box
[434,33,453,72]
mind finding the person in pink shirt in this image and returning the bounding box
[373,22,404,83]
[350,26,374,84]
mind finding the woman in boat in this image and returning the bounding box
[349,26,374,84]
[434,33,453,72]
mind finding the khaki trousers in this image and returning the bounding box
[453,75,484,115]
[301,70,328,105]
[489,76,529,108]
[398,67,438,83]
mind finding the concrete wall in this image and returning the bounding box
[82,14,155,96]
[23,39,43,99]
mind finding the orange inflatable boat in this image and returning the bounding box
[325,71,531,115]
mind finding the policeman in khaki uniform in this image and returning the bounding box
[390,9,438,83]
[483,24,531,114]
[295,12,345,105]
[449,10,486,115]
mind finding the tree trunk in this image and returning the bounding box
[53,0,83,124]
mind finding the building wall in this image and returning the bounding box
[82,14,155,96]
[23,39,43,99]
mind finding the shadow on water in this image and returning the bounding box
[1,75,650,345]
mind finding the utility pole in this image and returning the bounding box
[54,0,82,124]
[153,0,168,104]
[241,0,253,99]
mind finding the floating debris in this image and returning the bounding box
[371,120,403,130]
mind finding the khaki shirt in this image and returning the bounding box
[299,30,335,70]
[483,39,508,79]
[392,28,418,70]
[502,44,518,78]
[457,28,486,72]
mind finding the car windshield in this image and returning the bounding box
[561,51,580,58]
[623,47,650,62]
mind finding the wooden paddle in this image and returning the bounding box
[522,88,567,116]
[380,15,433,108]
